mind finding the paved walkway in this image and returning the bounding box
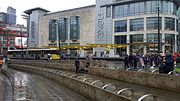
[0,64,90,101]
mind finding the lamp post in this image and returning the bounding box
[20,27,23,59]
[157,3,160,53]
[22,14,29,59]
[55,20,60,59]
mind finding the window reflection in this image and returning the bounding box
[147,17,162,30]
[114,20,127,32]
[130,18,144,31]
[113,0,177,18]
[165,17,175,31]
[70,16,80,40]
[49,19,57,41]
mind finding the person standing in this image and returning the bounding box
[75,57,80,74]
[164,51,174,74]
[0,56,3,72]
[123,55,129,69]
[133,53,139,69]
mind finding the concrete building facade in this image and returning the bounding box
[24,8,49,48]
[95,0,180,57]
[39,5,95,57]
[25,5,96,57]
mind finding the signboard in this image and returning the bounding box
[14,37,27,48]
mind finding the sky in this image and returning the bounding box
[0,0,95,25]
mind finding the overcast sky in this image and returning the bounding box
[0,0,95,25]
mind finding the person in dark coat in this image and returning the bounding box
[164,51,174,74]
[75,57,80,74]
[123,55,129,69]
[133,53,139,69]
[128,53,133,67]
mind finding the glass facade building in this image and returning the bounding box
[96,0,180,57]
[49,19,57,41]
[70,16,80,40]
[59,18,68,41]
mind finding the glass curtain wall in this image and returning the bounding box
[114,35,126,56]
[59,18,68,41]
[147,33,162,52]
[114,20,127,32]
[130,18,144,31]
[49,19,57,41]
[165,34,175,52]
[147,17,162,30]
[130,34,144,54]
[165,17,175,31]
[113,0,177,18]
[70,16,80,40]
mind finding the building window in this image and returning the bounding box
[147,17,162,30]
[114,20,127,32]
[49,19,57,41]
[59,18,68,41]
[146,1,162,14]
[114,35,126,56]
[147,33,162,43]
[177,19,178,32]
[114,4,128,18]
[113,1,177,19]
[114,35,126,44]
[106,6,111,18]
[70,16,80,40]
[165,34,175,44]
[163,1,176,15]
[165,17,175,31]
[130,18,144,31]
[130,34,143,43]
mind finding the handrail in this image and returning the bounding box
[151,70,159,73]
[70,74,77,78]
[76,76,84,80]
[138,69,143,72]
[168,71,174,75]
[117,88,133,96]
[138,94,157,101]
[83,78,93,82]
[91,80,101,85]
[102,84,114,89]
[126,68,132,71]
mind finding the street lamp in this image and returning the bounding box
[55,20,61,59]
[22,14,29,59]
[20,27,23,59]
[157,3,160,53]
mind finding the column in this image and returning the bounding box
[175,35,177,52]
[162,17,165,54]
[126,19,130,55]
[144,17,147,54]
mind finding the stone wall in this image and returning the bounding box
[10,60,180,93]
[9,64,132,101]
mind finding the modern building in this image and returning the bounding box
[95,0,180,57]
[25,5,96,57]
[0,12,7,24]
[7,6,16,25]
[24,7,49,48]
[0,24,27,54]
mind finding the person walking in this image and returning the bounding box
[75,57,80,74]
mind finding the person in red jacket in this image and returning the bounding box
[173,52,177,67]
